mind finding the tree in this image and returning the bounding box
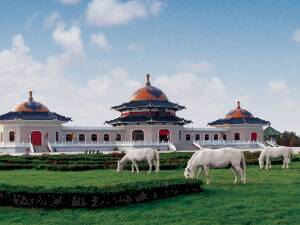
[277,131,300,147]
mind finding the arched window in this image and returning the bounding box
[251,132,257,141]
[91,134,97,142]
[222,134,227,141]
[79,134,85,142]
[9,131,15,142]
[205,134,209,141]
[234,133,240,141]
[56,132,59,142]
[116,134,121,141]
[104,134,110,142]
[214,134,218,141]
[195,134,200,141]
[186,134,191,141]
[179,130,182,141]
[132,130,144,141]
[66,134,72,142]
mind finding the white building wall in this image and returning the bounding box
[1,121,64,146]
[61,127,125,143]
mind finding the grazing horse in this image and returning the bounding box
[184,148,246,185]
[258,147,294,169]
[117,148,160,174]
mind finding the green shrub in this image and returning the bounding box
[0,151,295,171]
[0,179,202,208]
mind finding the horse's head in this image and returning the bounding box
[117,160,123,172]
[184,165,194,179]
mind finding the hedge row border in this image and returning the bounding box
[0,179,202,209]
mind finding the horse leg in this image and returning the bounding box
[131,162,135,173]
[203,165,210,185]
[283,157,289,169]
[265,156,269,170]
[134,161,139,173]
[230,166,238,184]
[152,159,158,173]
[147,160,152,174]
[196,167,203,179]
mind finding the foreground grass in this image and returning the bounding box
[0,163,300,225]
[0,169,183,187]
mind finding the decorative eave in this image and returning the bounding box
[111,100,186,111]
[208,117,270,126]
[0,111,72,122]
[105,115,191,126]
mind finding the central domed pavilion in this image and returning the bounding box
[106,74,191,143]
[106,74,191,127]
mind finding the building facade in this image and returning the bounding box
[0,75,270,154]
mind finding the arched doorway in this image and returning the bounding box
[31,131,42,146]
[159,129,170,142]
[251,132,257,141]
[132,130,144,141]
[234,133,240,141]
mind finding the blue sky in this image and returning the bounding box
[0,0,300,132]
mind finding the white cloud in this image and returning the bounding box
[267,80,295,110]
[181,61,214,73]
[149,0,165,16]
[0,34,230,128]
[128,42,144,51]
[24,11,40,30]
[52,23,84,54]
[44,12,61,28]
[293,29,300,43]
[1,35,300,134]
[0,34,141,125]
[59,0,81,5]
[86,0,164,27]
[267,80,289,95]
[91,33,111,50]
[154,73,230,126]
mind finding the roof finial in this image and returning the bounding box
[29,90,33,102]
[146,74,150,86]
[237,100,240,109]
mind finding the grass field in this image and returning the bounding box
[0,162,300,225]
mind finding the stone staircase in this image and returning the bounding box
[174,144,200,151]
[32,146,51,153]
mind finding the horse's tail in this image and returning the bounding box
[154,150,160,172]
[240,151,246,177]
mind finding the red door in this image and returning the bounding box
[31,131,42,146]
[159,129,170,142]
[251,132,257,141]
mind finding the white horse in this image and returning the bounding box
[184,148,246,185]
[117,148,160,174]
[258,146,294,169]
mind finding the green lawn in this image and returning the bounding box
[0,169,183,188]
[0,162,300,225]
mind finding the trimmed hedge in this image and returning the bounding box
[0,151,296,171]
[0,179,202,208]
